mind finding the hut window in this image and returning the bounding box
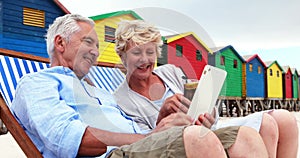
[270,69,273,76]
[258,66,261,74]
[249,64,253,72]
[277,71,280,77]
[104,26,116,43]
[233,59,238,68]
[176,45,183,57]
[196,50,202,61]
[220,56,225,65]
[23,7,45,28]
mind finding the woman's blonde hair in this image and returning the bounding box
[115,20,162,57]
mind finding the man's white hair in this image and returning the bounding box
[45,14,95,61]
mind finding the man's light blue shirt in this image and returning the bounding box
[10,66,141,158]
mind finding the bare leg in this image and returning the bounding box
[259,113,279,158]
[228,126,268,158]
[268,109,298,158]
[184,125,226,158]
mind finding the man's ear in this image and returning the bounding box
[54,35,65,53]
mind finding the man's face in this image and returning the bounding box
[63,22,99,79]
[123,42,157,80]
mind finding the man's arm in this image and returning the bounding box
[78,112,193,156]
[77,127,145,156]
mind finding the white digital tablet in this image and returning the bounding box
[186,65,227,123]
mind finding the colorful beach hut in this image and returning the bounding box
[298,70,300,99]
[265,61,284,99]
[242,54,266,98]
[209,45,245,98]
[0,0,69,58]
[162,32,211,79]
[282,66,293,99]
[89,10,143,65]
[291,68,299,110]
[208,45,245,116]
[291,68,299,99]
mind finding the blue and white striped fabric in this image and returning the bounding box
[87,66,125,94]
[0,55,125,107]
[0,55,50,106]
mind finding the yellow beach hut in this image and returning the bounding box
[265,61,284,99]
[89,10,143,65]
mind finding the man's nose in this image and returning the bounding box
[90,49,99,58]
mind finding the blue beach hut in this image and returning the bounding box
[242,54,266,98]
[0,0,69,58]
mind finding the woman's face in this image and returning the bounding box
[123,42,157,80]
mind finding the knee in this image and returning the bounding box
[184,125,218,143]
[268,110,298,141]
[229,126,268,157]
[238,126,263,143]
[269,109,298,129]
[183,125,224,155]
[261,113,279,139]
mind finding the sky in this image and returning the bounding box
[59,0,300,70]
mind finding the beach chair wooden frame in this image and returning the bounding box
[0,49,48,157]
[0,49,125,156]
[0,94,43,157]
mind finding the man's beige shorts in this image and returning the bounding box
[107,126,239,158]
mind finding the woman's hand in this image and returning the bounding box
[156,94,191,125]
[194,113,216,129]
[152,113,193,133]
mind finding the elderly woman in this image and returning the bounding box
[113,20,298,158]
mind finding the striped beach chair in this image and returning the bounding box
[87,66,125,94]
[0,52,125,157]
[0,55,125,106]
[0,54,50,157]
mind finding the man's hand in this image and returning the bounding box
[152,113,193,133]
[156,94,190,125]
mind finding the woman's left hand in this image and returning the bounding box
[194,113,216,129]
